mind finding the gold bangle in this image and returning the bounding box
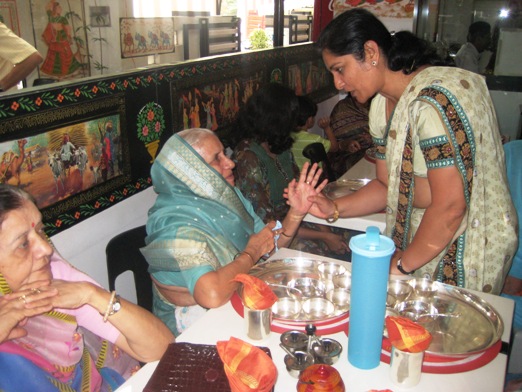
[287,214,304,222]
[281,231,293,238]
[103,290,117,323]
[326,201,339,223]
[235,251,256,266]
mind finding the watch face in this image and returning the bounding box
[112,296,122,312]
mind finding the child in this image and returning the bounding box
[291,95,338,170]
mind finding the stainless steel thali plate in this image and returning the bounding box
[323,178,370,199]
[395,281,504,356]
[238,258,350,322]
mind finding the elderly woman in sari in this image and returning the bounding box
[0,185,173,392]
[141,128,326,336]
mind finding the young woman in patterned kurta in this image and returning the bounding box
[308,9,517,294]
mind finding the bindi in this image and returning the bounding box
[31,222,35,228]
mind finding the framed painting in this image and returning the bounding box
[287,55,335,102]
[90,6,111,28]
[0,95,131,223]
[30,0,90,81]
[0,0,20,35]
[332,0,415,19]
[171,66,267,146]
[120,17,175,58]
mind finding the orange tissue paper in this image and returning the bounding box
[216,337,277,392]
[233,273,278,310]
[385,316,432,353]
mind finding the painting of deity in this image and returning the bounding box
[30,0,90,81]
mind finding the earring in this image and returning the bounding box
[371,61,377,66]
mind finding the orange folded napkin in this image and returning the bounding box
[216,337,277,392]
[233,273,278,310]
[385,316,432,353]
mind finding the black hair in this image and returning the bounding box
[316,8,445,75]
[467,21,491,42]
[296,95,318,128]
[0,184,34,226]
[233,83,299,154]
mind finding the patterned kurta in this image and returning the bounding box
[369,66,517,294]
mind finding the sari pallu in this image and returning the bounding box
[141,134,265,334]
[373,67,517,294]
[0,303,136,392]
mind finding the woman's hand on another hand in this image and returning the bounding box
[1,282,57,343]
[245,221,279,263]
[285,162,328,216]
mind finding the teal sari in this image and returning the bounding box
[141,134,264,334]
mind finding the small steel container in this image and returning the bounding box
[280,330,308,353]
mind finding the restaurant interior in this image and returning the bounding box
[0,0,521,390]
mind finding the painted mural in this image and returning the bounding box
[333,0,415,19]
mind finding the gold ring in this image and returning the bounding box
[18,295,27,304]
[31,288,41,295]
[306,181,310,185]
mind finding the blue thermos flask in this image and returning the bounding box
[348,226,395,369]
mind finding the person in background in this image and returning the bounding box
[0,22,43,92]
[141,128,326,336]
[307,8,517,294]
[0,184,173,391]
[233,83,350,259]
[291,95,339,171]
[323,93,374,178]
[454,21,492,74]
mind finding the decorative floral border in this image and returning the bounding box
[0,44,337,234]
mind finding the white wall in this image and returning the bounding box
[50,187,157,303]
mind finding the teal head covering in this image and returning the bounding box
[142,133,257,273]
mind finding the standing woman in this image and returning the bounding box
[309,9,517,294]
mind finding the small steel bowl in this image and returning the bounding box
[301,297,335,320]
[409,278,439,299]
[395,299,438,322]
[388,279,413,304]
[272,297,302,319]
[332,272,352,290]
[280,330,308,353]
[284,351,315,378]
[288,278,326,299]
[318,262,347,280]
[326,288,351,314]
[312,338,343,365]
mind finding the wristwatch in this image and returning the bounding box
[108,295,122,316]
[396,258,415,275]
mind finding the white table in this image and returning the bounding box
[304,156,386,232]
[116,248,514,392]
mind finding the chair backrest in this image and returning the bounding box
[302,142,336,182]
[105,225,153,312]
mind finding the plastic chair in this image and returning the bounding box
[302,142,336,182]
[105,225,153,312]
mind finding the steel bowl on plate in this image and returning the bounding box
[395,299,438,322]
[409,278,439,299]
[318,262,347,280]
[332,272,351,290]
[388,279,414,306]
[326,288,351,313]
[288,277,326,299]
[272,297,302,320]
[301,297,336,320]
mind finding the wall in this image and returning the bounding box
[0,43,336,303]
